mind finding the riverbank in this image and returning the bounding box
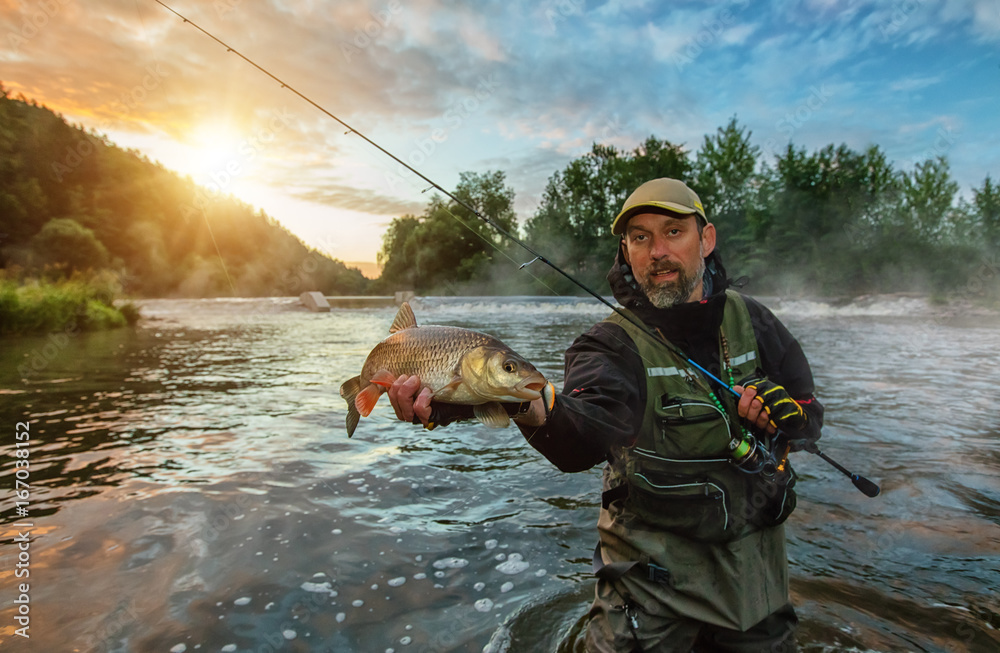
[0,273,140,336]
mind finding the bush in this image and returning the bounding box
[28,218,110,274]
[0,271,140,336]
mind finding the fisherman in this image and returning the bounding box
[388,177,823,652]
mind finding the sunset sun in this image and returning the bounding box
[180,122,245,184]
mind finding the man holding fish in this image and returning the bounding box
[369,178,823,652]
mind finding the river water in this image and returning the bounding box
[1,296,998,652]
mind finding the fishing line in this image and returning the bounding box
[133,0,237,295]
[151,0,879,496]
[148,0,724,383]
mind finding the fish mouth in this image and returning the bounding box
[510,376,547,400]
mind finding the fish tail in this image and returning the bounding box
[340,376,362,438]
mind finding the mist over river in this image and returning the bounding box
[1,296,998,652]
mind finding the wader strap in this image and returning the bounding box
[593,542,639,581]
[593,543,645,649]
[592,542,673,586]
[601,484,629,509]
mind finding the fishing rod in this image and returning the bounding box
[806,442,881,497]
[147,1,714,379]
[151,1,879,497]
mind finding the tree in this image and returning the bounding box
[0,91,369,297]
[376,171,520,294]
[28,217,109,274]
[900,156,959,242]
[973,175,1000,249]
[525,137,692,291]
[693,117,762,259]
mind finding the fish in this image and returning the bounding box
[339,302,547,437]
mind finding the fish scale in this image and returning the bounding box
[361,327,496,399]
[340,303,546,437]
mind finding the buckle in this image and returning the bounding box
[646,563,672,586]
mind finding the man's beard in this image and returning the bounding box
[637,256,706,308]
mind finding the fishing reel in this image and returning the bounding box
[728,433,784,477]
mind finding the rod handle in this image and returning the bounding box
[851,474,881,498]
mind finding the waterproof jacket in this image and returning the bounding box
[520,247,824,630]
[524,248,823,473]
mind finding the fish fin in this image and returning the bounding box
[474,402,511,428]
[355,383,384,417]
[346,410,360,438]
[440,376,464,392]
[389,302,417,334]
[340,376,362,438]
[369,369,396,388]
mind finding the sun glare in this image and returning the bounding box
[180,123,245,185]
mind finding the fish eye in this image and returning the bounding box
[503,360,518,373]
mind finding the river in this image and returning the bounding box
[1,296,998,652]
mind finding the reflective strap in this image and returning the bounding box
[647,366,681,377]
[730,351,756,367]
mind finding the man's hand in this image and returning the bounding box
[387,374,433,426]
[511,382,556,428]
[386,375,556,431]
[734,377,807,434]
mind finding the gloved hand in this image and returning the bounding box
[735,376,808,433]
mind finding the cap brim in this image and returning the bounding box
[611,201,706,235]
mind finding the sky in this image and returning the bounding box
[2,0,998,272]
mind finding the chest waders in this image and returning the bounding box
[601,290,797,545]
[589,292,799,644]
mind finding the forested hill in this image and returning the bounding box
[0,85,368,297]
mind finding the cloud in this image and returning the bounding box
[897,115,961,135]
[888,75,945,93]
[287,184,424,216]
[2,0,997,262]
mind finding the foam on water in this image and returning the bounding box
[495,553,530,575]
[432,557,470,570]
[6,296,998,652]
[768,295,934,319]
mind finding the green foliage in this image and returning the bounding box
[0,85,369,297]
[693,117,763,261]
[374,116,996,299]
[525,137,692,293]
[973,175,1000,249]
[27,217,110,272]
[0,270,133,336]
[376,171,522,294]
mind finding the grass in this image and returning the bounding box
[0,269,141,336]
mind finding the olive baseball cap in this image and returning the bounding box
[610,178,706,235]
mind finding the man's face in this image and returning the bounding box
[622,212,716,308]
